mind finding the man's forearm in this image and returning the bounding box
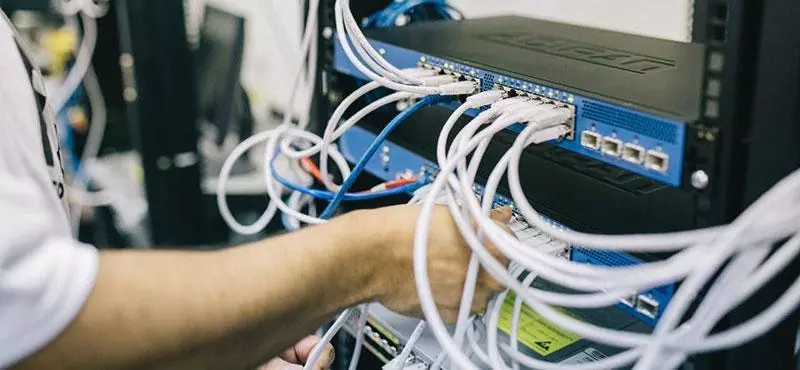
[16,211,386,370]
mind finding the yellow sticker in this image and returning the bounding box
[497,293,581,356]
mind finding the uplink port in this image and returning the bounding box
[635,294,660,319]
[622,143,646,164]
[580,131,602,150]
[601,137,623,157]
[645,150,670,173]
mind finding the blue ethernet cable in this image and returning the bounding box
[319,95,445,219]
[269,155,423,201]
[380,0,452,26]
[367,0,459,28]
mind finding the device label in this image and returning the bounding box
[497,293,581,356]
[559,347,609,364]
[479,33,676,74]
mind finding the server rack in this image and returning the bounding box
[116,0,209,246]
[318,1,800,368]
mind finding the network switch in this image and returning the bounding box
[339,125,675,326]
[333,16,704,187]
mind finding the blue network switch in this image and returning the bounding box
[334,39,688,187]
[340,125,674,326]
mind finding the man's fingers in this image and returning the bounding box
[484,228,512,268]
[489,206,513,223]
[478,266,506,293]
[440,307,460,325]
[294,336,335,370]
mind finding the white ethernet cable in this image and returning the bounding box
[56,0,109,18]
[68,66,110,233]
[316,90,422,191]
[332,0,476,96]
[386,321,428,370]
[415,88,800,365]
[223,1,800,369]
[47,13,98,115]
[410,79,800,368]
[340,0,423,86]
[217,0,320,233]
[348,305,369,370]
[416,105,578,370]
[220,0,476,365]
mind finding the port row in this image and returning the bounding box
[580,130,669,173]
[620,293,660,319]
[485,85,576,140]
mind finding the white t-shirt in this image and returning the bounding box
[0,12,99,368]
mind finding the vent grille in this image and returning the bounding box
[582,102,678,144]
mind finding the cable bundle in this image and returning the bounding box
[216,2,477,367]
[217,1,800,369]
[412,96,800,369]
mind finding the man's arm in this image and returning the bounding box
[15,206,510,370]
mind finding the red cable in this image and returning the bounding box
[300,157,417,193]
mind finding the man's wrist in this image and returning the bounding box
[325,210,394,304]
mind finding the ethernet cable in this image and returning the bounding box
[415,106,580,370]
[282,191,313,231]
[316,91,421,191]
[270,154,422,201]
[430,94,529,370]
[48,13,98,115]
[348,305,369,370]
[304,310,352,370]
[418,93,800,370]
[494,143,800,360]
[371,0,460,28]
[318,95,445,219]
[333,0,475,96]
[312,78,474,190]
[278,67,437,161]
[260,0,317,123]
[339,0,424,85]
[218,0,320,233]
[56,0,109,18]
[224,0,800,368]
[262,88,439,226]
[412,94,800,368]
[387,321,427,370]
[510,268,539,370]
[67,66,109,233]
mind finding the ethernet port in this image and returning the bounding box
[580,131,601,150]
[645,150,670,173]
[601,137,623,157]
[620,295,637,307]
[635,294,659,319]
[622,143,646,164]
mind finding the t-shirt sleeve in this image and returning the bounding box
[0,12,100,368]
[0,179,99,368]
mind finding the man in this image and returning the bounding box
[0,10,510,370]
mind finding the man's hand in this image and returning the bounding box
[259,336,334,370]
[354,205,513,323]
[16,202,512,370]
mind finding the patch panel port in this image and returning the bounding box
[645,150,670,173]
[581,130,602,150]
[601,136,623,157]
[622,143,646,164]
[635,294,660,319]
